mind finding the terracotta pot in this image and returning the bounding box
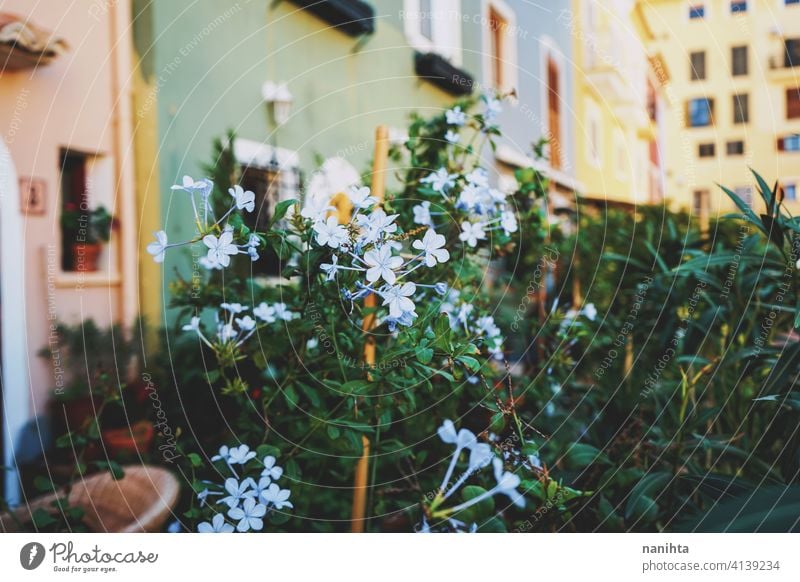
[102,420,155,456]
[71,242,103,272]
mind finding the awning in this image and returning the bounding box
[0,13,68,71]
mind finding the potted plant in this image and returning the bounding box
[60,204,113,272]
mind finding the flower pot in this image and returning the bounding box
[71,242,103,272]
[102,420,155,457]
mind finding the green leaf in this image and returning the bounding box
[566,443,610,468]
[31,507,56,528]
[415,346,434,365]
[187,453,203,468]
[625,472,671,521]
[96,460,125,480]
[269,199,297,226]
[461,485,494,519]
[455,355,481,372]
[676,485,800,532]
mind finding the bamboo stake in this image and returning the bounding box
[350,125,390,532]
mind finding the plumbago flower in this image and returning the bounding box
[146,175,267,269]
[192,444,293,533]
[181,301,298,355]
[440,289,506,360]
[302,184,455,331]
[420,420,524,533]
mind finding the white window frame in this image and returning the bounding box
[403,0,463,66]
[481,0,518,93]
[585,98,603,169]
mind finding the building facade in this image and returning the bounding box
[132,0,489,321]
[0,0,138,501]
[569,0,670,208]
[638,0,800,221]
[473,0,581,207]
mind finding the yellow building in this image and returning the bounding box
[569,0,670,207]
[638,0,800,221]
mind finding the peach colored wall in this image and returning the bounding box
[0,1,133,417]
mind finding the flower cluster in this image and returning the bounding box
[306,185,451,331]
[182,301,298,349]
[146,176,261,269]
[440,290,505,360]
[421,420,524,532]
[195,444,293,533]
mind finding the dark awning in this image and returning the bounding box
[0,13,68,71]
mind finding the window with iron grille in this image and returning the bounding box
[732,46,748,76]
[698,143,716,157]
[690,51,706,80]
[733,93,749,124]
[726,140,745,156]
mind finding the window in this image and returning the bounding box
[735,186,753,206]
[693,190,710,229]
[784,183,797,201]
[698,142,716,157]
[788,88,800,119]
[689,4,705,18]
[586,99,602,167]
[60,150,89,271]
[733,93,749,124]
[732,46,748,76]
[484,0,517,91]
[785,38,800,68]
[731,0,747,12]
[687,98,714,127]
[547,56,562,170]
[403,0,463,65]
[779,134,800,151]
[727,140,745,155]
[690,51,706,80]
[786,0,800,5]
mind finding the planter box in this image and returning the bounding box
[288,0,375,36]
[414,52,474,96]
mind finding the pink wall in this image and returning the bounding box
[0,1,134,417]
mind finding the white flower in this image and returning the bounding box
[468,442,494,471]
[236,315,256,331]
[347,186,377,209]
[457,184,485,211]
[356,209,398,244]
[412,201,433,227]
[421,168,457,194]
[171,175,213,198]
[211,446,231,463]
[465,168,489,188]
[381,282,417,319]
[220,478,254,508]
[228,444,257,465]
[583,303,598,321]
[412,229,450,268]
[445,106,467,126]
[437,420,477,449]
[313,216,349,249]
[364,245,404,285]
[301,195,333,221]
[147,231,169,263]
[182,316,201,333]
[501,210,518,235]
[218,323,236,342]
[482,93,503,123]
[254,302,276,323]
[492,458,525,508]
[221,302,247,314]
[476,315,500,338]
[444,130,460,144]
[203,229,238,268]
[228,497,267,532]
[273,303,296,321]
[320,254,340,281]
[229,185,255,212]
[247,245,260,261]
[459,221,486,247]
[197,513,234,533]
[261,456,284,481]
[261,483,293,510]
[199,255,223,270]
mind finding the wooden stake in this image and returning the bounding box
[350,125,390,532]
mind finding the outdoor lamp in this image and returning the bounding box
[262,81,293,126]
